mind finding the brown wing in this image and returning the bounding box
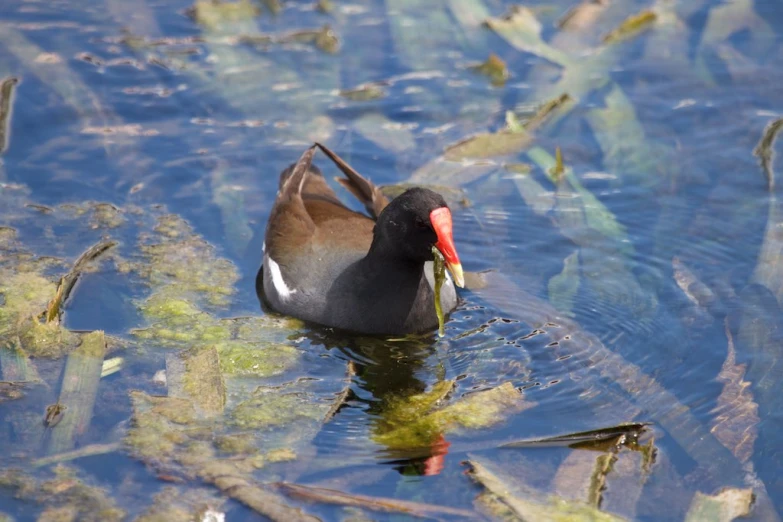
[264,146,318,263]
[316,142,390,219]
[265,145,375,266]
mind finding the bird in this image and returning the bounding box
[257,143,464,335]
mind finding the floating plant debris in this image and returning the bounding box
[469,53,509,87]
[45,240,117,324]
[602,10,657,44]
[0,76,19,155]
[432,246,446,337]
[502,423,651,450]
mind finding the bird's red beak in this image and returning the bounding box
[430,207,464,288]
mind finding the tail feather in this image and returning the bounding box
[280,145,318,199]
[278,162,322,192]
[316,142,390,219]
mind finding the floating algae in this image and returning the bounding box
[684,488,755,522]
[0,465,125,522]
[189,0,260,30]
[315,0,333,14]
[18,315,81,359]
[125,377,342,522]
[0,271,57,335]
[231,386,326,430]
[129,214,239,307]
[0,382,24,403]
[373,381,533,451]
[166,346,226,417]
[127,214,303,348]
[0,193,328,518]
[601,10,657,45]
[0,210,121,359]
[339,83,386,101]
[214,432,259,456]
[279,25,339,54]
[432,246,446,337]
[135,487,226,522]
[469,53,509,87]
[215,341,299,378]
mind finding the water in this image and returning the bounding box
[1,0,782,520]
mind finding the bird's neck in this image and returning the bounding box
[362,236,424,286]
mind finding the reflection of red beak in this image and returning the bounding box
[423,434,451,476]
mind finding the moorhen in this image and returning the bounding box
[258,144,464,335]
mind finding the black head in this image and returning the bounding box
[373,188,450,262]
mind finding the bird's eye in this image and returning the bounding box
[414,217,428,228]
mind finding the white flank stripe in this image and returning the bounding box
[267,256,297,301]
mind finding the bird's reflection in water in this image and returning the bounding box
[305,329,452,476]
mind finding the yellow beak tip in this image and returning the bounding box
[448,263,465,288]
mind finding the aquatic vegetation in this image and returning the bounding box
[685,488,755,522]
[0,272,56,333]
[601,10,657,44]
[483,6,571,67]
[438,93,571,162]
[373,381,532,450]
[0,465,125,522]
[47,331,107,454]
[45,240,116,324]
[469,53,509,87]
[710,320,758,464]
[135,487,225,522]
[1,0,783,518]
[339,83,386,101]
[277,482,475,518]
[167,346,226,416]
[215,341,299,377]
[502,423,650,450]
[584,84,669,186]
[466,458,625,521]
[754,118,783,190]
[133,214,239,303]
[189,0,260,30]
[548,251,580,317]
[0,245,101,358]
[0,77,18,155]
[281,25,340,54]
[231,385,326,430]
[432,246,447,337]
